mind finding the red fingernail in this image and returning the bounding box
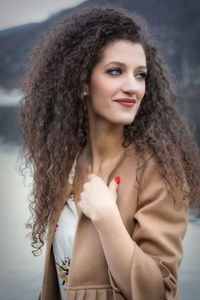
[114,176,120,184]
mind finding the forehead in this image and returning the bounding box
[99,39,146,65]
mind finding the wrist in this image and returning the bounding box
[91,204,120,229]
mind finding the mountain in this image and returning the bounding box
[0,0,199,89]
[0,0,200,144]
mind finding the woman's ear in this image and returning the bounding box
[83,84,89,97]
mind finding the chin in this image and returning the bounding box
[111,117,135,126]
[115,113,137,125]
[123,120,135,126]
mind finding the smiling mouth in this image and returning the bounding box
[114,98,136,107]
[114,98,136,103]
[115,101,135,107]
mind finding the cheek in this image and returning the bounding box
[91,77,117,97]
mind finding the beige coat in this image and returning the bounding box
[38,144,189,300]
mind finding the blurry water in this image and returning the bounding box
[0,143,199,300]
[179,217,200,299]
[0,143,44,300]
[0,88,22,106]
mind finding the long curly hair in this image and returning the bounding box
[19,5,200,255]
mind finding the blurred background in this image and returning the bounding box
[0,0,199,299]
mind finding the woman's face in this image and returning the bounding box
[85,39,147,126]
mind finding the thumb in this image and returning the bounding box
[108,176,120,199]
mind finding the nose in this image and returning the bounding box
[121,75,139,95]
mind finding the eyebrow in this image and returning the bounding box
[105,61,147,70]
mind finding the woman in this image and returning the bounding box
[19,5,200,300]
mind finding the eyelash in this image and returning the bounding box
[106,68,147,80]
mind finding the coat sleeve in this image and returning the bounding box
[108,154,189,300]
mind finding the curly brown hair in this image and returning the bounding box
[19,5,200,255]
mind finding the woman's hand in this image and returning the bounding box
[77,173,120,223]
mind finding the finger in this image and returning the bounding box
[108,176,120,199]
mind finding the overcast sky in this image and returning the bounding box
[0,0,87,31]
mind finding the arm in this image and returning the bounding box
[92,203,135,300]
[93,155,189,300]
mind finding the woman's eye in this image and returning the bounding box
[135,72,147,80]
[107,68,122,75]
[106,69,147,79]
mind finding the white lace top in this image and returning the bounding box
[52,153,79,300]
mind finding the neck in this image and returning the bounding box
[83,118,125,173]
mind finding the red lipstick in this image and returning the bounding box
[115,98,136,107]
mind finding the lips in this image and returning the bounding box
[114,98,136,103]
[114,98,136,107]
